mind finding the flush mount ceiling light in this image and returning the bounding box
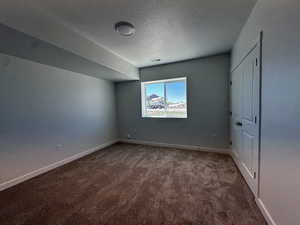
[114,21,135,36]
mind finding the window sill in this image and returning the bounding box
[142,116,187,119]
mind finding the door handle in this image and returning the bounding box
[235,122,243,127]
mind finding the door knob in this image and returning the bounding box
[236,122,243,126]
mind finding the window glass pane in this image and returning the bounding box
[166,80,187,118]
[145,83,165,117]
[141,77,187,118]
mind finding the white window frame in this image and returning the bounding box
[141,77,187,118]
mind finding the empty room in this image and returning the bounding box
[0,0,299,225]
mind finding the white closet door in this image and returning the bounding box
[231,43,260,196]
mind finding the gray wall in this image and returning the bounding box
[232,0,300,224]
[116,54,230,149]
[0,53,118,184]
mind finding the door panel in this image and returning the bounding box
[242,56,254,122]
[230,43,260,196]
[242,130,255,177]
[231,66,243,158]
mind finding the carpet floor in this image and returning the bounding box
[0,143,267,225]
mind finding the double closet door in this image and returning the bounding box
[230,42,261,196]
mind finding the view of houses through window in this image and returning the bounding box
[141,77,187,118]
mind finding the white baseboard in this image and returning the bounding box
[229,151,277,225]
[229,151,256,193]
[120,139,230,155]
[0,139,118,192]
[256,198,277,225]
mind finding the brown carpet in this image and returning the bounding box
[0,143,267,225]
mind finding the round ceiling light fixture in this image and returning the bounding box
[114,21,135,36]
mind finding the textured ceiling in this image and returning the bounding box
[34,0,257,67]
[0,0,257,78]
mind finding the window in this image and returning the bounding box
[141,77,187,118]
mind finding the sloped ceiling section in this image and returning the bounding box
[0,1,139,81]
